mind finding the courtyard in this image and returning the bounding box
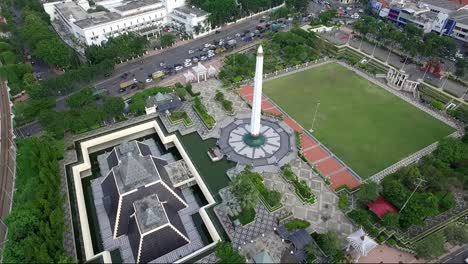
[262,62,455,178]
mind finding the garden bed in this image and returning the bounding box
[215,90,234,115]
[248,170,283,211]
[282,164,316,204]
[168,111,193,127]
[193,96,216,129]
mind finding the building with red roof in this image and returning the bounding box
[367,196,399,219]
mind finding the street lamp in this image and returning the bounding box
[310,102,320,133]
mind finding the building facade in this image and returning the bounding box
[43,0,211,46]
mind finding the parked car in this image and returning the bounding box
[192,56,199,63]
[200,56,207,61]
[175,65,184,71]
[145,78,152,83]
[184,61,192,67]
[207,53,215,58]
[188,49,194,54]
[185,58,191,63]
[204,43,211,48]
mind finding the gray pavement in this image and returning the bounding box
[440,246,468,264]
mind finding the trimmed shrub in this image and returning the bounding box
[285,218,311,231]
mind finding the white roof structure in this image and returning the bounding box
[192,62,207,75]
[347,228,378,257]
[183,70,195,83]
[192,62,207,82]
[208,65,217,77]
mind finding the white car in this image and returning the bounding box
[184,61,192,67]
[204,43,211,48]
[175,65,184,71]
[207,53,215,58]
[145,78,153,83]
[346,6,352,10]
[188,49,194,54]
[185,58,191,63]
[200,56,207,61]
[351,13,359,19]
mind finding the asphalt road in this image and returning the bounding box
[440,247,468,263]
[94,17,268,96]
[0,79,14,245]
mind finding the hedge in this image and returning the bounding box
[285,218,311,231]
[193,96,216,129]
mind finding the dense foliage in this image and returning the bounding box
[219,28,325,84]
[285,218,311,231]
[356,181,381,204]
[414,233,445,259]
[193,96,216,129]
[190,0,283,27]
[215,241,246,263]
[282,164,315,203]
[3,136,70,262]
[312,232,346,263]
[231,167,282,210]
[353,16,457,72]
[85,33,148,64]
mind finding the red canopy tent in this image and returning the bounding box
[367,197,399,219]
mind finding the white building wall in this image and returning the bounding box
[165,0,187,13]
[81,8,166,45]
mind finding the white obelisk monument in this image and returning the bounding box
[250,45,264,136]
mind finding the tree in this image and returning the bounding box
[103,96,124,119]
[381,212,399,228]
[382,177,409,209]
[66,88,95,109]
[357,181,380,203]
[215,241,246,263]
[414,233,445,260]
[347,209,372,230]
[34,38,73,69]
[315,231,346,262]
[444,224,468,245]
[399,193,439,228]
[397,164,421,190]
[286,0,308,13]
[455,58,468,79]
[160,34,176,48]
[434,138,468,165]
[318,10,337,26]
[230,172,258,209]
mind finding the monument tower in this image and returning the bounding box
[250,45,264,137]
[218,44,296,167]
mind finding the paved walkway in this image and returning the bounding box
[237,84,361,191]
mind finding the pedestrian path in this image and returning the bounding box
[237,85,361,191]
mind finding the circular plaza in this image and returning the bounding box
[218,115,296,167]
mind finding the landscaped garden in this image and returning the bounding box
[346,136,468,259]
[263,62,455,178]
[230,167,283,223]
[193,96,216,129]
[215,90,234,114]
[168,111,193,127]
[281,164,316,204]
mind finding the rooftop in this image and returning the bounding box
[421,0,464,11]
[56,2,88,21]
[114,0,162,12]
[367,196,399,219]
[110,141,161,193]
[74,11,122,29]
[133,194,168,234]
[174,6,209,17]
[164,160,194,186]
[451,8,468,24]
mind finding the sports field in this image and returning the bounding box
[263,62,454,178]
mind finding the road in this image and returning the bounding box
[440,247,468,263]
[0,80,15,250]
[51,14,274,111]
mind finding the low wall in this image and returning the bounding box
[71,120,220,261]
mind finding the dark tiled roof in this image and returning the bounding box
[289,229,312,251]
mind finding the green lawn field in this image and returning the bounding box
[263,62,454,178]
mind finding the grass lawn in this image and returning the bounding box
[263,62,454,178]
